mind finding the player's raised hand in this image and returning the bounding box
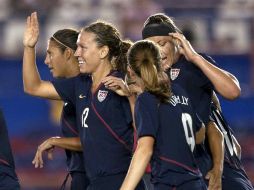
[23,12,39,48]
[102,76,132,97]
[168,32,199,62]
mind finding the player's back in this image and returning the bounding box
[141,88,203,187]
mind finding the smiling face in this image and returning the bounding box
[44,40,69,78]
[146,36,177,71]
[74,31,103,74]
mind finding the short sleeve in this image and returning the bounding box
[52,77,76,105]
[135,92,159,139]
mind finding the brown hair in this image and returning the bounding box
[50,29,79,52]
[82,21,132,73]
[128,40,171,103]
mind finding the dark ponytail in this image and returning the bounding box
[83,21,132,74]
[114,40,132,73]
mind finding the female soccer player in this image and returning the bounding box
[0,109,20,190]
[141,13,241,190]
[119,40,206,190]
[211,93,253,190]
[23,12,145,190]
[23,12,89,190]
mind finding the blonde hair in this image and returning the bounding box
[128,40,171,103]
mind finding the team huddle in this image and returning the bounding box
[0,11,253,190]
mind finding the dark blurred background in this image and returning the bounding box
[0,0,253,189]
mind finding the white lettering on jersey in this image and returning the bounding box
[81,108,89,128]
[169,95,189,106]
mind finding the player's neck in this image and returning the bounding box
[173,51,181,65]
[91,61,112,92]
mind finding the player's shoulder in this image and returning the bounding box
[136,92,159,111]
[171,83,188,97]
[137,91,157,103]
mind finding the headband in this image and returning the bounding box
[142,23,176,39]
[52,36,74,50]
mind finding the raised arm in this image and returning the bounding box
[170,33,241,100]
[23,12,60,100]
[120,136,154,190]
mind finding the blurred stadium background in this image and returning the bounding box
[0,0,253,189]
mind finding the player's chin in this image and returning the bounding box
[52,72,58,78]
[79,66,92,74]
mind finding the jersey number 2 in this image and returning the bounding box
[181,113,195,152]
[82,108,89,128]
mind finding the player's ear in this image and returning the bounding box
[99,45,109,59]
[64,48,73,60]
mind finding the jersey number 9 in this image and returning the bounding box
[181,113,195,152]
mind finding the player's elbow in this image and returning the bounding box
[228,87,241,100]
[224,84,241,100]
[23,85,37,96]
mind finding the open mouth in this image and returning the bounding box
[78,60,85,65]
[78,58,85,65]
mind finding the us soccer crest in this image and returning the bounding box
[97,90,108,102]
[170,68,180,80]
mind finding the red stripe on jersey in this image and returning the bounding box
[159,156,199,174]
[91,102,132,151]
[62,117,79,136]
[0,158,10,166]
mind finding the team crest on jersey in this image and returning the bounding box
[170,68,180,80]
[97,90,108,102]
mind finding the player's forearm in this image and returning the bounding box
[191,55,241,100]
[207,121,224,171]
[50,137,82,152]
[120,139,153,190]
[23,46,43,94]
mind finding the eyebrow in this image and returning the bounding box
[157,40,165,44]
